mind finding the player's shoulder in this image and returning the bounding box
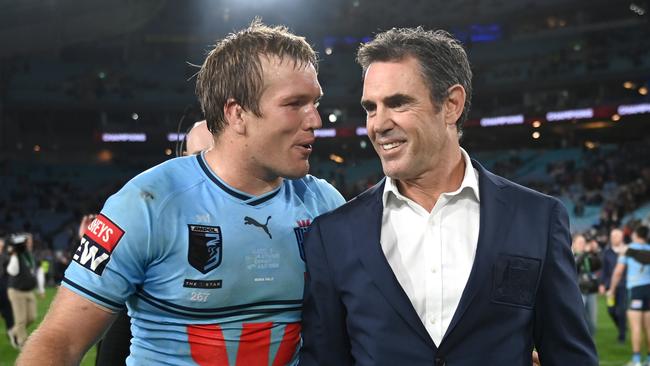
[131,154,201,184]
[315,178,383,223]
[288,174,345,207]
[630,242,650,251]
[291,174,330,190]
[112,155,205,209]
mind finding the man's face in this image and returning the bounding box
[361,57,454,181]
[572,235,586,252]
[242,56,322,180]
[610,229,624,247]
[632,231,645,243]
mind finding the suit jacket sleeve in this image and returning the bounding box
[300,218,354,366]
[533,200,598,365]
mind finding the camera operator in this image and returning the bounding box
[573,233,602,337]
[0,237,15,338]
[6,233,37,349]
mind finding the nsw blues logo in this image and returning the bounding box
[293,219,311,261]
[187,224,223,274]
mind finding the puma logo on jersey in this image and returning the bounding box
[244,216,272,239]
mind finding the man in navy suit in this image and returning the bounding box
[300,27,598,366]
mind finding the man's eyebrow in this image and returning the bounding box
[361,93,415,111]
[279,92,322,102]
[383,93,416,106]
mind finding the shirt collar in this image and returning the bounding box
[382,147,480,207]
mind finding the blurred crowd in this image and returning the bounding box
[572,225,650,366]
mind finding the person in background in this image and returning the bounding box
[6,233,38,349]
[573,233,602,337]
[600,227,628,343]
[622,244,650,265]
[35,259,47,299]
[184,120,213,156]
[0,237,15,340]
[609,226,650,366]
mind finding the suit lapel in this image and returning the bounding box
[353,180,436,349]
[442,160,512,344]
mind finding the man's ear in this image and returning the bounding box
[444,84,466,127]
[224,98,246,135]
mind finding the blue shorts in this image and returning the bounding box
[628,284,650,311]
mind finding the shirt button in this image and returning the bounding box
[429,317,436,325]
[431,267,437,273]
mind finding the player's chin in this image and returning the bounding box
[281,161,310,179]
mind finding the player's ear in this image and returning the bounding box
[224,98,246,135]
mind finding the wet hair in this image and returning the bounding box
[196,19,318,136]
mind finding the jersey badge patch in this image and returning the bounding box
[72,214,125,275]
[188,224,223,274]
[293,219,311,261]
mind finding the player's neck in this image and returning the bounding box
[203,148,283,197]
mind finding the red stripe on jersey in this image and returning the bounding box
[236,322,273,366]
[272,323,301,366]
[187,324,230,366]
[84,214,125,253]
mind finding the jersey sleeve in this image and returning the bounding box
[312,177,346,211]
[618,254,628,265]
[62,181,155,311]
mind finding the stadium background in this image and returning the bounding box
[0,0,649,364]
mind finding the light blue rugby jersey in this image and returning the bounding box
[619,242,650,289]
[63,152,345,366]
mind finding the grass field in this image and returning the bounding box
[0,288,96,366]
[0,287,639,365]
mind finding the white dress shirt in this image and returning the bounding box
[380,148,480,345]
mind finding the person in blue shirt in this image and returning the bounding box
[17,20,344,366]
[609,225,650,366]
[91,121,215,366]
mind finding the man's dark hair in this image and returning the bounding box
[196,19,317,136]
[7,233,27,253]
[635,225,649,242]
[356,27,472,138]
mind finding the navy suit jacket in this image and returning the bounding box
[300,160,597,366]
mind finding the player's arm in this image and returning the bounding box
[626,248,650,265]
[17,286,116,366]
[607,262,626,297]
